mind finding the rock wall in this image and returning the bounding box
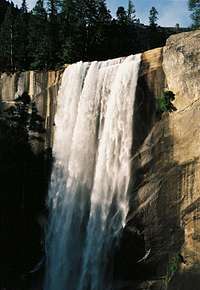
[0,69,63,150]
[128,30,200,290]
[0,30,200,290]
[163,30,200,110]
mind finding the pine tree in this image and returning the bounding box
[127,0,136,23]
[149,6,158,27]
[189,0,200,27]
[20,0,28,13]
[47,0,62,67]
[13,0,30,69]
[116,6,127,23]
[33,0,47,17]
[0,4,15,70]
[28,0,49,69]
[0,0,10,26]
[97,0,112,23]
[83,0,99,25]
[60,0,94,62]
[47,0,61,16]
[61,0,74,21]
[86,0,112,60]
[60,0,81,62]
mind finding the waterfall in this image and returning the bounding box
[44,54,141,290]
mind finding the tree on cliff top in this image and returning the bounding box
[149,6,158,27]
[20,0,28,13]
[47,0,62,67]
[97,0,112,23]
[0,0,11,26]
[116,6,127,23]
[60,0,112,62]
[0,0,180,70]
[28,0,49,69]
[127,0,136,23]
[14,0,30,69]
[189,0,200,27]
[47,0,61,16]
[0,4,15,70]
[116,1,137,24]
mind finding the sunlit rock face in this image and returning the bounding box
[163,30,200,110]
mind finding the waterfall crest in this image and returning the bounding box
[45,54,141,290]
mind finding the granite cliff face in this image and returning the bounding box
[163,30,200,110]
[0,30,200,290]
[129,30,200,290]
[0,70,63,151]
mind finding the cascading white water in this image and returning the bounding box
[45,54,141,290]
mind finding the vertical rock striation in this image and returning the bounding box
[127,30,200,290]
[0,70,63,151]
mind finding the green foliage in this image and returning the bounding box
[156,90,177,114]
[0,4,15,70]
[116,1,136,24]
[116,6,127,23]
[164,254,180,288]
[4,92,45,134]
[127,0,136,23]
[47,0,61,16]
[28,0,49,69]
[47,1,62,67]
[13,9,29,69]
[98,0,112,23]
[0,0,182,70]
[149,6,158,27]
[189,0,200,28]
[0,0,10,26]
[20,0,28,13]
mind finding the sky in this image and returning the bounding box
[13,0,191,27]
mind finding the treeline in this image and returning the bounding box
[0,0,177,71]
[189,0,200,28]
